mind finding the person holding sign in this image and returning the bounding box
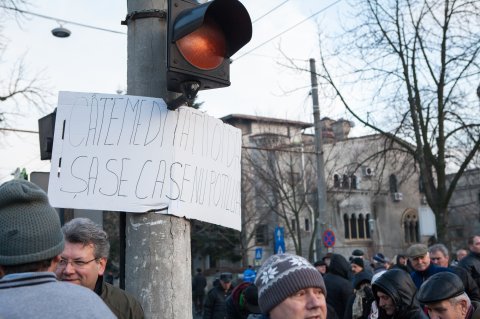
[0,179,115,318]
[55,217,144,319]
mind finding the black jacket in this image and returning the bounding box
[460,252,480,290]
[323,254,354,319]
[450,265,480,302]
[204,285,233,319]
[372,269,427,319]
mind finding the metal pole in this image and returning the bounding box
[125,1,192,318]
[310,58,329,259]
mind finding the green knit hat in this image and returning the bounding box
[0,179,64,265]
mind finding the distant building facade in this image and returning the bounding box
[222,114,436,266]
[447,169,480,251]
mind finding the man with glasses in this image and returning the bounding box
[0,179,115,318]
[56,217,144,319]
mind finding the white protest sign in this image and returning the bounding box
[48,91,241,230]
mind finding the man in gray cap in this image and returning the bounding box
[0,179,115,318]
[255,253,327,319]
[418,272,480,319]
[407,243,450,288]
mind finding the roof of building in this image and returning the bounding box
[221,114,313,129]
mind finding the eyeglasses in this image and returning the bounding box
[58,257,99,269]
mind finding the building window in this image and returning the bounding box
[334,174,340,188]
[402,210,419,244]
[291,219,296,232]
[358,214,365,238]
[389,174,398,193]
[344,213,371,240]
[255,224,269,245]
[342,174,349,189]
[344,214,350,238]
[305,218,310,232]
[351,174,358,189]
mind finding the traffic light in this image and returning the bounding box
[38,109,56,160]
[167,0,252,97]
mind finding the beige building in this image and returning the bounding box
[222,114,437,265]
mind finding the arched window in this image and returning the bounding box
[350,214,358,238]
[342,174,349,189]
[334,174,340,188]
[344,213,373,240]
[358,214,365,238]
[389,174,398,193]
[351,174,357,189]
[402,210,419,244]
[344,214,350,239]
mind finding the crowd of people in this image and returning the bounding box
[197,240,480,319]
[4,179,480,319]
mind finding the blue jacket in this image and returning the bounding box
[410,263,452,288]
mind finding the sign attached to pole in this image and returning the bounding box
[48,91,242,230]
[274,226,285,254]
[323,229,335,247]
[255,248,263,260]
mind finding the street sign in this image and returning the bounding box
[274,226,286,254]
[323,229,335,247]
[255,248,263,260]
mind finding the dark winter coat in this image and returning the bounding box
[460,252,480,290]
[410,263,451,289]
[323,254,354,319]
[467,301,480,319]
[193,272,208,295]
[204,285,233,319]
[450,265,480,302]
[343,271,374,319]
[372,269,427,319]
[95,279,145,319]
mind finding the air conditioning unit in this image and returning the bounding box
[362,166,374,177]
[393,192,403,202]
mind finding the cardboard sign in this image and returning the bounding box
[48,91,241,230]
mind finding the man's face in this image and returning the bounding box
[425,299,468,319]
[470,236,480,254]
[410,253,431,271]
[315,265,327,274]
[351,263,363,274]
[55,242,106,290]
[377,291,395,316]
[457,250,467,261]
[220,280,231,291]
[269,287,327,319]
[430,251,449,267]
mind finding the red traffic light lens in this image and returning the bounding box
[176,18,226,70]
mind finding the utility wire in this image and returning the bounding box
[234,0,342,61]
[252,0,290,24]
[0,5,126,35]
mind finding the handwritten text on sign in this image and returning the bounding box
[48,91,241,230]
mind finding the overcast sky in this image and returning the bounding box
[0,0,353,182]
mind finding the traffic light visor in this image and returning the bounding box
[171,0,252,58]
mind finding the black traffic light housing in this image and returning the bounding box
[38,109,57,160]
[167,0,252,97]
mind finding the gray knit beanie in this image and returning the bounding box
[255,253,326,314]
[0,179,64,265]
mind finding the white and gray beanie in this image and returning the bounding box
[254,253,326,314]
